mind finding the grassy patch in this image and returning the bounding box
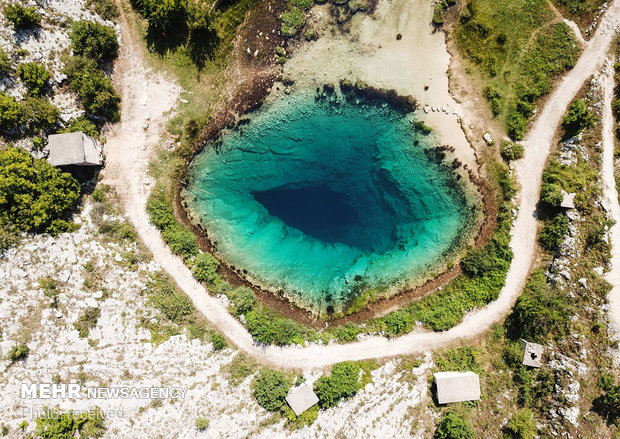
[456,0,580,139]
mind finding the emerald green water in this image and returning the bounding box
[185,91,475,312]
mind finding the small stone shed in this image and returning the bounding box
[520,339,544,368]
[433,371,481,404]
[47,132,103,167]
[285,383,319,416]
[560,190,576,209]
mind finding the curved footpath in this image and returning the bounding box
[601,60,620,360]
[104,2,620,369]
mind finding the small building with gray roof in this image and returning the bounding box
[47,132,103,167]
[433,371,481,404]
[285,383,319,416]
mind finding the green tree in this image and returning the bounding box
[593,385,620,424]
[17,62,50,96]
[61,116,99,138]
[540,182,563,206]
[504,409,536,439]
[63,56,120,121]
[20,97,60,134]
[230,287,256,316]
[0,91,22,130]
[145,0,188,34]
[0,48,11,75]
[35,408,105,438]
[434,412,474,439]
[4,3,41,29]
[562,99,594,135]
[191,252,220,285]
[0,147,81,233]
[252,369,291,411]
[314,362,361,409]
[70,21,119,61]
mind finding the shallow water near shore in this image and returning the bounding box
[185,91,477,313]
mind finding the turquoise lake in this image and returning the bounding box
[185,91,476,313]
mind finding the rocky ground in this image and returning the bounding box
[0,199,438,438]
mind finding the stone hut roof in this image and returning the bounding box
[560,190,576,209]
[433,371,481,404]
[47,132,103,167]
[285,383,319,416]
[520,339,544,368]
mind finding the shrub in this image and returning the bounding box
[432,2,446,25]
[86,0,119,21]
[195,417,209,431]
[74,306,101,337]
[245,310,302,346]
[290,0,314,9]
[314,362,361,408]
[500,141,524,161]
[506,108,528,140]
[540,182,563,206]
[35,408,105,438]
[17,62,50,96]
[7,343,29,361]
[146,273,194,324]
[161,224,199,258]
[191,252,220,285]
[146,197,176,229]
[0,48,11,75]
[20,97,60,134]
[461,244,497,277]
[0,92,22,131]
[252,369,291,411]
[509,269,572,342]
[230,287,257,316]
[593,385,620,424]
[434,412,474,439]
[70,21,119,61]
[562,99,594,135]
[281,8,304,36]
[61,116,99,138]
[210,333,225,350]
[539,214,568,252]
[505,409,536,439]
[0,147,81,233]
[63,56,120,121]
[4,3,41,29]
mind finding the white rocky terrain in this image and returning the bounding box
[0,202,435,438]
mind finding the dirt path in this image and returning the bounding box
[600,59,620,363]
[104,1,620,369]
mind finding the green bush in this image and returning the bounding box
[0,48,11,75]
[290,0,314,9]
[86,0,119,21]
[74,306,101,337]
[501,141,524,161]
[63,56,120,121]
[20,97,60,134]
[161,224,199,258]
[146,273,194,324]
[509,269,572,342]
[191,252,220,285]
[281,8,305,36]
[61,116,99,138]
[0,147,81,233]
[146,197,177,229]
[538,214,568,251]
[70,21,119,61]
[593,385,620,424]
[245,309,303,346]
[314,362,361,408]
[17,62,50,96]
[540,182,563,206]
[210,333,225,350]
[504,409,536,439]
[4,3,41,29]
[252,369,291,411]
[432,2,446,25]
[0,92,22,131]
[35,408,105,438]
[434,412,474,439]
[7,343,29,361]
[562,99,594,135]
[195,417,209,431]
[230,286,257,316]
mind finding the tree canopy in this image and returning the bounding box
[252,369,291,412]
[70,21,119,61]
[0,147,81,234]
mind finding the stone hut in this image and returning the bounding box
[285,383,319,416]
[47,132,103,167]
[520,339,544,368]
[433,371,481,404]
